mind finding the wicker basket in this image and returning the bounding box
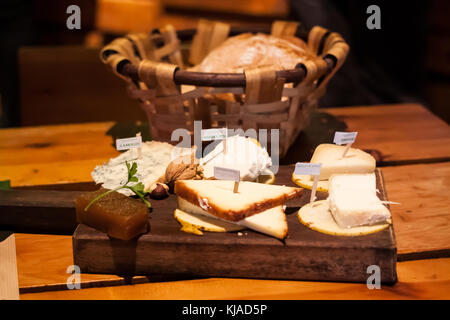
[100,20,349,157]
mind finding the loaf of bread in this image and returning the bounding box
[189,33,315,73]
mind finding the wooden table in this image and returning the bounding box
[1,103,449,300]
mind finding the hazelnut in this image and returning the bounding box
[148,182,169,199]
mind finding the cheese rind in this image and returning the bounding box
[310,144,375,180]
[291,173,329,192]
[174,179,302,222]
[327,173,391,228]
[177,197,288,239]
[298,200,390,236]
[174,208,246,234]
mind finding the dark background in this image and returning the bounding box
[0,0,448,128]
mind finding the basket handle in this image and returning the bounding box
[242,66,285,130]
[100,36,144,82]
[244,66,284,104]
[322,36,349,98]
[100,26,183,86]
[101,25,343,88]
[305,26,349,98]
[138,60,180,95]
[150,25,184,67]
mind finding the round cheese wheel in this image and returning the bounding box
[291,173,329,192]
[297,200,390,236]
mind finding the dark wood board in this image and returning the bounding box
[73,167,397,284]
[0,189,84,235]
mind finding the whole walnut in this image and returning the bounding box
[161,154,203,189]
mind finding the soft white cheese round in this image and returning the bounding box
[200,135,272,181]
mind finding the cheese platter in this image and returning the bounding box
[72,166,397,283]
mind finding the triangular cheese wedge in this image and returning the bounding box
[175,180,302,222]
[177,197,288,239]
[174,208,246,235]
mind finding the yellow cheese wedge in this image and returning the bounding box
[174,208,246,235]
[310,144,376,180]
[298,200,390,236]
[291,172,329,192]
[177,197,288,239]
[175,180,301,222]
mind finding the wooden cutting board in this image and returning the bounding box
[72,167,397,284]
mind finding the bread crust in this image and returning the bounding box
[189,33,315,73]
[174,180,302,222]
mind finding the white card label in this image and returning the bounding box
[116,136,142,151]
[333,131,358,145]
[201,128,227,141]
[214,166,240,182]
[294,162,322,176]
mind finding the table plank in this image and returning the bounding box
[383,162,450,259]
[325,104,450,165]
[19,258,450,300]
[0,122,120,187]
[14,233,150,294]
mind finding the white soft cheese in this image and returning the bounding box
[310,144,376,181]
[91,141,179,196]
[200,135,272,181]
[327,173,391,228]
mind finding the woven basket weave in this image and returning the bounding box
[100,20,349,157]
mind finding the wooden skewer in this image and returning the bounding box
[310,175,319,203]
[233,181,239,193]
[341,143,352,158]
[223,138,227,155]
[136,132,142,160]
[223,127,228,155]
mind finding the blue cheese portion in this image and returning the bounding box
[91,141,178,196]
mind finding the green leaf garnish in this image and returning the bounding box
[128,162,138,180]
[129,176,139,183]
[84,161,151,211]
